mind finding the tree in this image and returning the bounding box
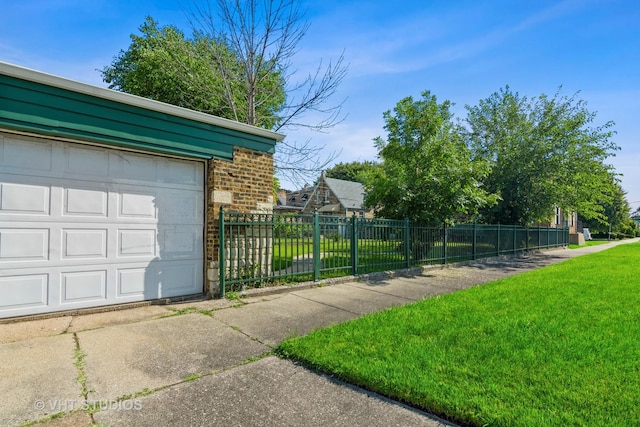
[187,0,348,183]
[187,0,346,131]
[101,17,284,126]
[324,161,379,184]
[363,91,496,226]
[464,86,619,225]
[103,0,349,183]
[582,181,634,236]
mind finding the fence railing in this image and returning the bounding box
[218,210,569,295]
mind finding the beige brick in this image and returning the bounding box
[205,147,274,296]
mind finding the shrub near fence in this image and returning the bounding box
[218,210,569,294]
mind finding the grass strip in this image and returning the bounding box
[568,239,611,249]
[276,243,640,426]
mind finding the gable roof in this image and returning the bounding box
[324,177,365,209]
[284,185,314,208]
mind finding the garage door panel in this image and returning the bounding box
[117,268,147,297]
[63,145,109,178]
[0,183,50,215]
[159,191,203,224]
[0,228,49,261]
[118,229,157,257]
[0,136,53,173]
[118,191,157,219]
[119,152,158,182]
[0,274,48,310]
[159,227,202,259]
[64,188,108,217]
[60,270,107,304]
[0,135,204,318]
[62,229,108,259]
[159,262,201,296]
[161,158,202,186]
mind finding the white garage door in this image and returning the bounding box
[0,134,204,318]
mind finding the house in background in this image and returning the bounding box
[274,185,312,213]
[276,173,373,218]
[541,206,581,245]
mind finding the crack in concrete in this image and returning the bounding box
[72,332,97,425]
[63,316,75,334]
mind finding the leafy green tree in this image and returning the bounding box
[324,161,379,184]
[465,86,619,225]
[582,181,633,235]
[101,17,284,128]
[102,1,349,183]
[363,91,496,226]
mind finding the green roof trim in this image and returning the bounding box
[0,62,284,159]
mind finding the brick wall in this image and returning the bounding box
[205,146,274,296]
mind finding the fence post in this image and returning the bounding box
[513,225,517,254]
[497,223,501,256]
[404,218,410,268]
[219,207,226,298]
[525,226,529,252]
[351,215,359,275]
[443,223,448,264]
[313,211,321,281]
[472,222,477,260]
[538,225,541,249]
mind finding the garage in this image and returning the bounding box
[0,62,283,319]
[0,133,204,318]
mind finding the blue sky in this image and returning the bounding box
[1,0,639,211]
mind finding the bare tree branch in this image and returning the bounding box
[186,0,349,182]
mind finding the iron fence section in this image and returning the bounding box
[218,209,569,294]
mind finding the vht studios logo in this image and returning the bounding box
[34,399,143,411]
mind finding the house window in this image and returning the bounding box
[324,190,330,203]
[555,207,561,225]
[316,191,321,203]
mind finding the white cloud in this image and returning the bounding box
[298,0,589,79]
[277,121,382,189]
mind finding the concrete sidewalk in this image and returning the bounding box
[1,239,637,427]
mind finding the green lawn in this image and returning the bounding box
[568,239,611,249]
[272,238,453,273]
[276,243,640,426]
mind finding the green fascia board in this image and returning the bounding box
[0,120,221,159]
[0,73,278,159]
[1,92,232,160]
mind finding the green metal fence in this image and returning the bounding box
[218,209,569,295]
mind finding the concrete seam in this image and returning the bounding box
[342,282,417,302]
[289,293,362,317]
[212,315,273,348]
